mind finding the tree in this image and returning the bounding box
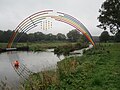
[67,30,82,42]
[45,33,56,41]
[18,32,28,42]
[34,32,45,41]
[114,30,120,42]
[99,31,110,42]
[28,33,35,42]
[97,0,120,34]
[3,30,12,42]
[56,33,66,41]
[109,36,114,42]
[0,30,4,42]
[80,35,89,43]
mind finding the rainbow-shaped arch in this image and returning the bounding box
[7,10,95,48]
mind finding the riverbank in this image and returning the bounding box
[24,43,120,90]
[0,50,61,90]
[0,42,88,54]
[0,42,76,53]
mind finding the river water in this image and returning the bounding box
[0,50,63,89]
[0,45,92,89]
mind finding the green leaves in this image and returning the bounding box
[24,43,120,90]
[99,31,110,42]
[98,0,120,34]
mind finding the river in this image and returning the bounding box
[0,45,92,89]
[0,50,63,89]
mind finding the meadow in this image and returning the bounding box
[24,43,120,90]
[0,41,75,51]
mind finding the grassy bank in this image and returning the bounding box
[27,42,75,51]
[0,42,75,51]
[53,43,120,90]
[24,43,120,90]
[0,43,7,48]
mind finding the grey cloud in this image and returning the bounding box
[0,0,105,36]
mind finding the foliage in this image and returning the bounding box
[0,43,7,48]
[67,29,82,42]
[0,30,12,43]
[99,31,110,42]
[0,29,85,45]
[0,30,67,43]
[24,43,120,90]
[114,31,120,42]
[109,36,114,42]
[24,70,59,90]
[49,43,120,90]
[97,0,120,34]
[23,42,71,51]
[54,42,89,56]
[54,44,74,56]
[56,33,66,41]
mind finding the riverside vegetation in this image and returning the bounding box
[24,43,120,90]
[0,41,87,52]
[0,42,75,52]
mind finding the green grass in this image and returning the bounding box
[0,43,7,48]
[24,70,59,90]
[24,43,120,90]
[27,42,74,51]
[50,43,120,90]
[0,41,75,51]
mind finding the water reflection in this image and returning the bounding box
[0,45,91,88]
[0,50,63,88]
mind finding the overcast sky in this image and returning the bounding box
[0,0,106,36]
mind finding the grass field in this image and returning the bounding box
[0,41,76,51]
[24,43,120,90]
[53,43,120,90]
[27,42,75,51]
[0,43,7,48]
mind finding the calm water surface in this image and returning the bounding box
[0,50,63,88]
[0,45,92,88]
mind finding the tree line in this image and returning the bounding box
[0,29,87,43]
[99,30,120,42]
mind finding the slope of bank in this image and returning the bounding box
[24,43,120,90]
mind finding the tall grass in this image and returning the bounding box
[24,69,59,90]
[47,43,120,90]
[0,43,7,48]
[2,43,120,90]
